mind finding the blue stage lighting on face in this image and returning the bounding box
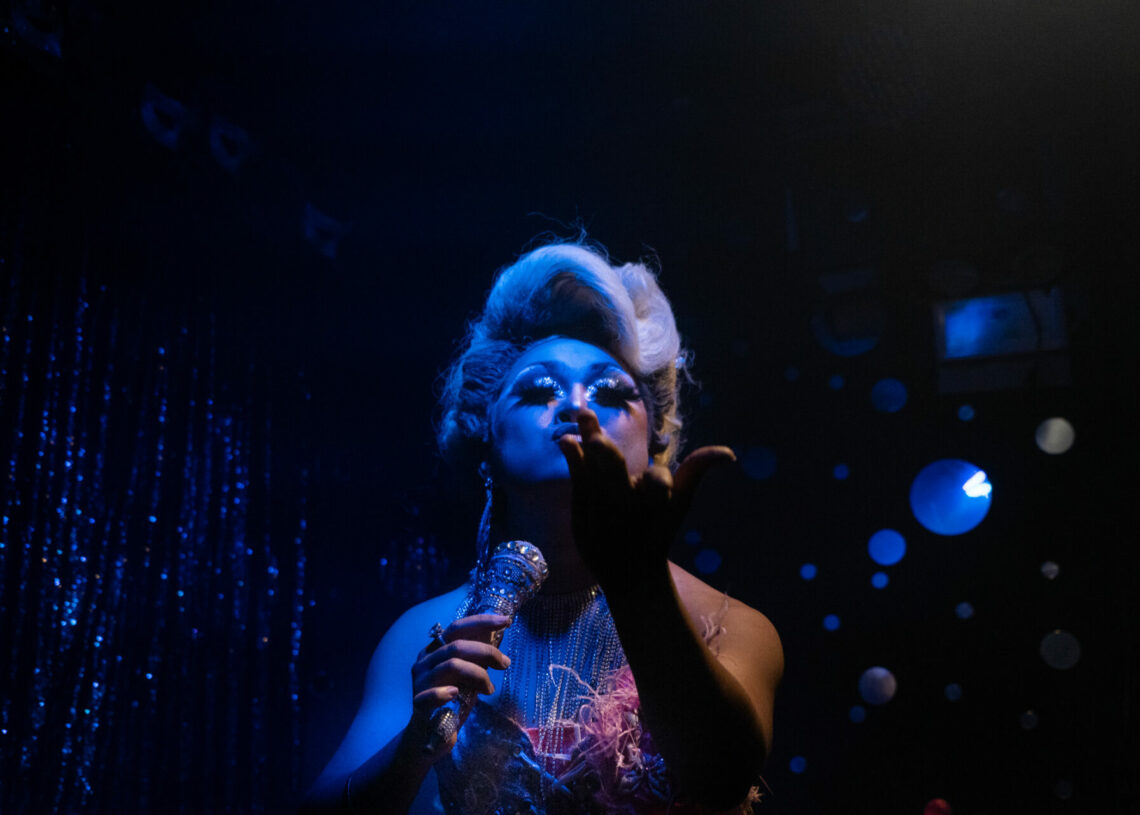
[909,459,992,535]
[868,529,906,565]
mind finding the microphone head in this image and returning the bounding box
[471,540,548,617]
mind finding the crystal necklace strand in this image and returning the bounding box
[498,584,626,763]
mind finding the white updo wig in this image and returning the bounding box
[438,240,688,479]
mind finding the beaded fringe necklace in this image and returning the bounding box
[481,584,627,769]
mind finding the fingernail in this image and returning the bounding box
[502,656,512,668]
[447,686,459,699]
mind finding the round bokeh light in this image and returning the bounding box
[1041,560,1060,580]
[694,549,722,575]
[943,683,962,702]
[955,601,975,620]
[858,666,897,705]
[833,463,850,480]
[868,528,906,566]
[1035,417,1075,455]
[823,614,841,631]
[788,756,807,774]
[800,563,817,581]
[870,571,889,589]
[910,459,992,535]
[1040,629,1082,670]
[957,404,975,421]
[870,378,908,413]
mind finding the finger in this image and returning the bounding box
[575,408,604,444]
[576,409,631,487]
[442,614,511,644]
[412,685,460,716]
[416,640,511,674]
[420,657,496,695]
[672,445,737,517]
[557,435,586,480]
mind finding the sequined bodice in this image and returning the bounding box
[436,585,628,815]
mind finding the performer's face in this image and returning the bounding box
[490,337,651,485]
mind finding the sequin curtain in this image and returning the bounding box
[0,257,308,812]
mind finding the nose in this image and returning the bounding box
[554,383,587,423]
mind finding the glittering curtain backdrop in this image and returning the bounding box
[0,258,309,812]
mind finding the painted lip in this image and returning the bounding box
[551,423,581,442]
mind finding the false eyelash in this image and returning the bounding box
[586,378,640,407]
[515,375,565,403]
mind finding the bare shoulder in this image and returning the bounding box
[668,562,784,682]
[365,583,471,687]
[311,583,471,789]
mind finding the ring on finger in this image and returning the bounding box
[427,622,446,652]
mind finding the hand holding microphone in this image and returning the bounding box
[412,541,548,756]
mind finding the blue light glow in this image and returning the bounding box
[789,756,807,774]
[828,374,845,390]
[823,614,841,631]
[962,470,992,498]
[870,572,889,589]
[868,529,906,566]
[870,378,908,413]
[940,292,1040,359]
[957,404,975,421]
[694,549,722,575]
[849,705,866,723]
[832,463,849,480]
[800,563,817,580]
[910,459,992,535]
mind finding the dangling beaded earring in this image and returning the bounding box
[475,460,494,575]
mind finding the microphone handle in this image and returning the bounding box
[424,593,516,753]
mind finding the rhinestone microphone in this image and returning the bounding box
[425,540,548,753]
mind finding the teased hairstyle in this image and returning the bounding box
[437,240,688,480]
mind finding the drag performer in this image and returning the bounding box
[302,240,783,814]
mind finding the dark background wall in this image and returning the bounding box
[2,1,1137,812]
